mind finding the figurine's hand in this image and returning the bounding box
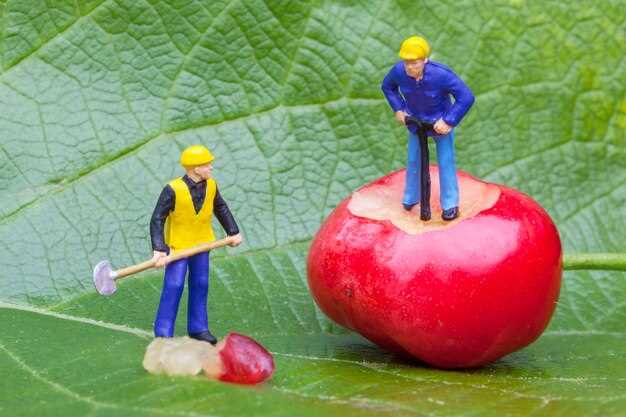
[228,233,243,247]
[434,119,453,135]
[152,251,168,268]
[394,111,408,125]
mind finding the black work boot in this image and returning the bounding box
[442,206,459,221]
[403,202,417,211]
[189,330,218,345]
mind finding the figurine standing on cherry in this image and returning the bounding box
[381,36,475,221]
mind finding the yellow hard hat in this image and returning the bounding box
[398,36,431,60]
[180,145,214,167]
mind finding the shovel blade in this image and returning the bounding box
[93,260,117,296]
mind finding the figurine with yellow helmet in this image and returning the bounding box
[381,36,475,221]
[149,145,242,344]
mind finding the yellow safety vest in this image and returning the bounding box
[165,177,216,250]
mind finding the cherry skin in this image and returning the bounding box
[216,333,275,384]
[307,167,562,368]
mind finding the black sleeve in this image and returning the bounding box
[150,185,175,252]
[213,188,239,236]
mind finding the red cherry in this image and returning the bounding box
[307,167,562,368]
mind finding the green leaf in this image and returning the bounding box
[0,1,624,416]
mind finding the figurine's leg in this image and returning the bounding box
[154,258,188,337]
[187,251,210,334]
[403,131,421,207]
[434,130,459,210]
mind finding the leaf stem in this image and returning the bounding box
[563,253,626,271]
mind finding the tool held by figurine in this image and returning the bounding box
[93,236,236,296]
[405,115,434,221]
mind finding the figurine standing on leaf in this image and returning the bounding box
[381,36,475,221]
[150,145,242,344]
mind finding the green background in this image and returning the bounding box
[0,0,624,416]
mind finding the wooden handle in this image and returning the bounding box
[114,236,234,280]
[167,237,234,262]
[115,259,156,279]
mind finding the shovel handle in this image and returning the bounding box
[167,236,235,262]
[115,259,157,279]
[114,236,235,279]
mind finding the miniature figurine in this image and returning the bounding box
[381,36,475,221]
[150,145,242,344]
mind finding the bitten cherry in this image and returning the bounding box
[307,167,562,368]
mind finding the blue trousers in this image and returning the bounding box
[403,130,459,210]
[154,252,210,337]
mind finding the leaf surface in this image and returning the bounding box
[0,1,624,416]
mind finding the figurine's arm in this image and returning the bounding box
[213,187,240,240]
[441,72,475,127]
[150,185,175,253]
[381,68,406,114]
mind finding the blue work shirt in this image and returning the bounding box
[381,60,475,135]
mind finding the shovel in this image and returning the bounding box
[405,115,434,221]
[93,236,236,296]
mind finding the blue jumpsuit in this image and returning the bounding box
[149,175,239,337]
[381,60,475,210]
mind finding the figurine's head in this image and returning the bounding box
[399,36,430,79]
[180,145,214,180]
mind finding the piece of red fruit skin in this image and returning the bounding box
[217,333,275,384]
[307,168,562,369]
